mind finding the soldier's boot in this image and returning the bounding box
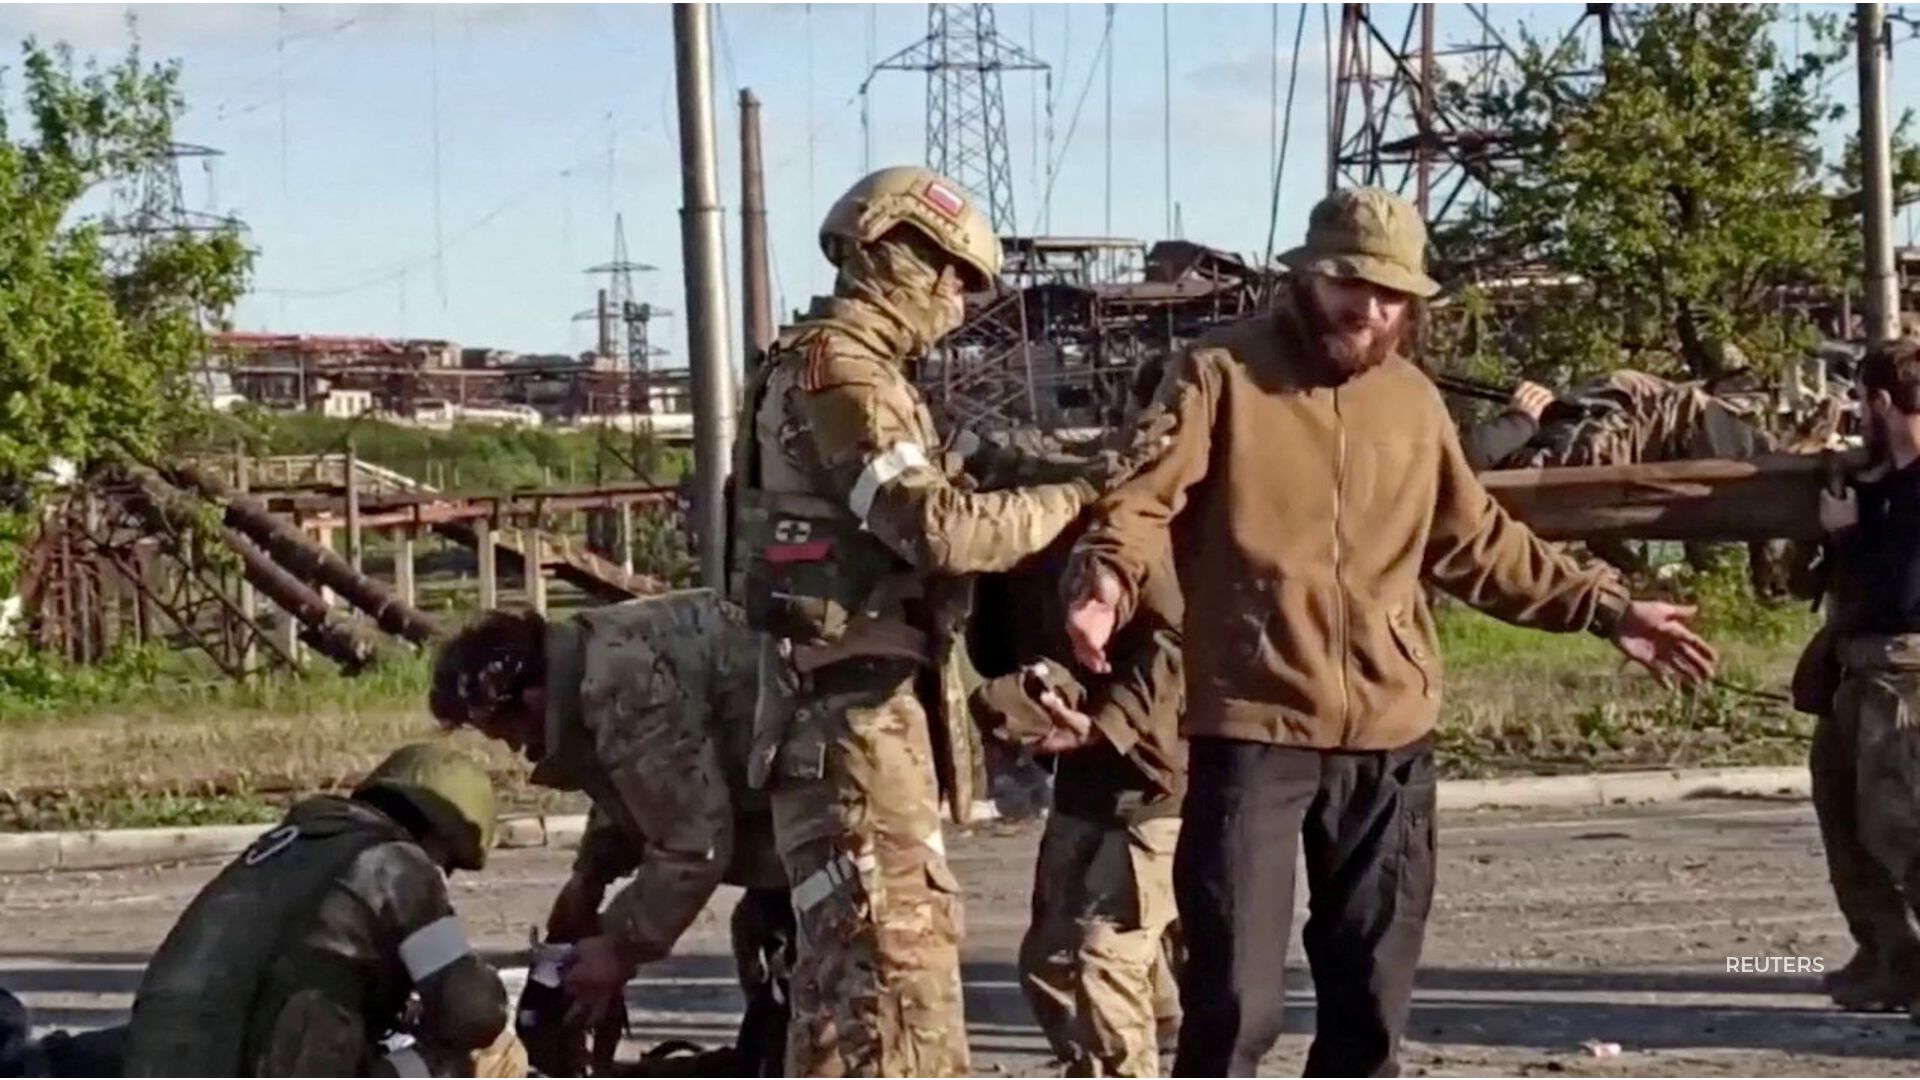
[1825,948,1910,1012]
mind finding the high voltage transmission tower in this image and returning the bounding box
[574,214,673,482]
[862,3,1048,234]
[574,214,671,398]
[105,141,245,247]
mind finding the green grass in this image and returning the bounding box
[1,548,1825,829]
[0,643,429,723]
[1429,551,1820,779]
[223,412,691,492]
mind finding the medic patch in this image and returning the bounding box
[921,181,965,220]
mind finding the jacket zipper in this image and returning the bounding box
[1332,386,1351,742]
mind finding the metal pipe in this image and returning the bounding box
[1859,4,1900,345]
[169,463,443,644]
[740,87,775,373]
[123,468,380,671]
[674,2,737,591]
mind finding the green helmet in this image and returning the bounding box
[819,166,1002,291]
[353,742,497,871]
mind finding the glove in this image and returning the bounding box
[472,1028,530,1079]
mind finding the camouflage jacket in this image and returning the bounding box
[736,294,1097,820]
[532,591,783,965]
[1517,369,1771,469]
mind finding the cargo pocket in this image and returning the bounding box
[1124,818,1181,933]
[1387,606,1434,699]
[1393,752,1438,923]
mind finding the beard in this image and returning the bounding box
[1292,278,1411,381]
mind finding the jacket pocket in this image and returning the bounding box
[1387,605,1434,699]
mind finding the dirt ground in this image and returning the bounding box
[7,797,1919,1076]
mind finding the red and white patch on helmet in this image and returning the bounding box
[921,181,966,219]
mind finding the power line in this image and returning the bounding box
[1035,8,1114,234]
[428,7,446,309]
[1263,3,1310,268]
[254,120,638,298]
[1104,3,1114,234]
[1162,3,1172,238]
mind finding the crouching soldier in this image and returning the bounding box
[123,743,520,1077]
[969,525,1186,1077]
[428,591,792,1074]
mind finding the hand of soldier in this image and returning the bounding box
[1065,564,1123,674]
[1034,688,1096,754]
[561,934,638,1028]
[1819,487,1859,534]
[1513,381,1554,420]
[546,875,605,944]
[1611,601,1717,687]
[1511,380,1554,421]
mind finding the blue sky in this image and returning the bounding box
[0,3,1905,367]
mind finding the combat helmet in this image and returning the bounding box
[353,742,497,872]
[819,166,1002,292]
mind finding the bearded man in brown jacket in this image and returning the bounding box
[1063,188,1718,1078]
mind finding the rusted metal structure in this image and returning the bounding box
[211,331,696,426]
[928,237,1275,433]
[19,452,682,679]
[1328,4,1614,244]
[22,471,376,675]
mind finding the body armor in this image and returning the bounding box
[123,798,408,1077]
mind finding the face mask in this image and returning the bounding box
[836,240,968,354]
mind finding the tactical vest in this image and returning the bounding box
[728,325,987,823]
[123,798,407,1077]
[728,327,930,659]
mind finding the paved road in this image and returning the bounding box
[6,798,1918,1076]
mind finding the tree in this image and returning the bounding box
[0,37,252,592]
[1443,5,1849,384]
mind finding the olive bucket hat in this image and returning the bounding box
[1278,187,1442,299]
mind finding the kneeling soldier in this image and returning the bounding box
[123,743,518,1077]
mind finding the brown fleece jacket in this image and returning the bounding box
[1070,300,1631,751]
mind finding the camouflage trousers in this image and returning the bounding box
[768,660,969,1077]
[256,991,526,1077]
[1020,813,1182,1077]
[1821,634,1920,996]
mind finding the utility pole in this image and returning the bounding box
[740,88,775,375]
[674,3,736,591]
[1859,3,1901,345]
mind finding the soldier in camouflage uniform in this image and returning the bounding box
[123,743,519,1078]
[1472,368,1777,581]
[1480,368,1771,472]
[730,166,1097,1076]
[429,593,791,1060]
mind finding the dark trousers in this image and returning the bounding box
[1811,699,1920,968]
[1172,736,1437,1078]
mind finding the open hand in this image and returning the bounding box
[1611,601,1716,687]
[1065,564,1123,674]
